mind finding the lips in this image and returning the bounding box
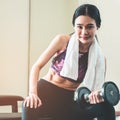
[80,36,90,40]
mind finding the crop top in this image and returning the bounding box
[51,49,88,83]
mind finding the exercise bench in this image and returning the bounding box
[0,95,24,120]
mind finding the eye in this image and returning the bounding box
[86,25,95,29]
[77,25,83,29]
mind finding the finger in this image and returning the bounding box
[93,92,101,103]
[29,95,34,108]
[88,94,93,104]
[92,94,96,104]
[37,98,42,107]
[89,93,96,104]
[26,97,30,107]
[34,96,38,108]
[95,94,100,103]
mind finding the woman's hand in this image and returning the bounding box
[23,93,42,108]
[88,90,104,104]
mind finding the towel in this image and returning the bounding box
[60,33,105,91]
[60,33,79,80]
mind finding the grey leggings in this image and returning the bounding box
[22,79,115,120]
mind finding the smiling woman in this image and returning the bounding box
[1,0,120,119]
[22,4,115,120]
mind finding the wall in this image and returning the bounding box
[0,0,29,112]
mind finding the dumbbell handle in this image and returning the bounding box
[83,92,103,103]
[84,91,120,104]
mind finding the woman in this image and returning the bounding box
[22,4,115,120]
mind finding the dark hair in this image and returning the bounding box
[72,4,101,28]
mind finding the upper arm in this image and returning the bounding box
[34,34,69,69]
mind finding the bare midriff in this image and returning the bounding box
[42,69,80,91]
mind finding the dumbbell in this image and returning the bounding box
[74,81,120,106]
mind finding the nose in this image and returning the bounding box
[81,27,88,35]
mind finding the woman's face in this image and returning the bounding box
[74,15,98,45]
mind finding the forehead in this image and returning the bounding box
[75,15,96,25]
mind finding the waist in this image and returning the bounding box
[39,79,75,94]
[38,79,75,103]
[43,70,80,91]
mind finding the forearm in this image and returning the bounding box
[23,64,42,108]
[29,65,40,95]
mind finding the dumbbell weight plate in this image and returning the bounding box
[102,81,119,106]
[76,87,91,104]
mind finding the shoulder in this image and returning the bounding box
[44,34,70,55]
[54,34,70,43]
[52,34,70,49]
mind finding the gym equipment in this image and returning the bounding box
[74,81,120,106]
[0,95,24,120]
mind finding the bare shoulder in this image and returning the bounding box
[53,34,70,49]
[56,34,70,40]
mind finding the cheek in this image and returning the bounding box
[73,29,80,39]
[89,29,97,35]
[74,27,81,35]
[74,29,80,36]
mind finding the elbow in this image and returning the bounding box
[31,62,41,73]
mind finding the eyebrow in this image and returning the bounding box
[76,23,94,26]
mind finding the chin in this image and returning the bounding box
[80,39,93,46]
[80,39,89,43]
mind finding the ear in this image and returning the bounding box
[97,27,99,30]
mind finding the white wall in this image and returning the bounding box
[0,0,29,112]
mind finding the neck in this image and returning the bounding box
[79,42,91,53]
